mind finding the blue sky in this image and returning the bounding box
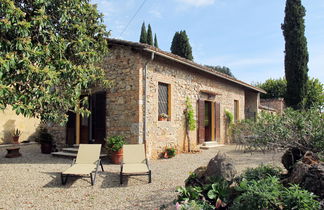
[91,0,324,84]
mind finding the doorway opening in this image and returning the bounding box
[66,91,106,145]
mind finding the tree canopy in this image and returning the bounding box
[255,78,323,110]
[205,65,235,78]
[282,0,309,109]
[0,0,109,124]
[147,24,153,46]
[170,30,193,61]
[139,22,147,44]
[154,33,159,48]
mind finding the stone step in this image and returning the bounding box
[51,151,107,158]
[202,141,220,146]
[62,148,79,153]
[200,142,225,150]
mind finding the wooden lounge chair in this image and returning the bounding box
[61,144,104,186]
[120,144,151,185]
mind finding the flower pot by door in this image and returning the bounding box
[41,143,52,154]
[110,149,123,164]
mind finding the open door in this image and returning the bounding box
[91,92,106,145]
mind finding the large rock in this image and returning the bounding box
[302,162,324,199]
[281,147,305,173]
[285,151,323,199]
[205,152,237,182]
[185,166,207,187]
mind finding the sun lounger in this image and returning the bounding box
[120,144,151,184]
[61,144,104,186]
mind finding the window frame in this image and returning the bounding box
[157,82,171,121]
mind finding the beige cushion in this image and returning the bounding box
[123,144,146,164]
[62,164,96,175]
[122,163,149,174]
[62,144,101,175]
[75,144,101,164]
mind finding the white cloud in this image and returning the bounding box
[177,0,215,7]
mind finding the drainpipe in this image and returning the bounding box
[142,52,155,146]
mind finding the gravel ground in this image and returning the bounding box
[0,144,283,210]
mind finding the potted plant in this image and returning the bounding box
[159,113,168,121]
[11,129,22,144]
[37,128,54,154]
[105,135,125,164]
[164,146,176,158]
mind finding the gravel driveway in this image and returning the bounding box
[0,144,282,210]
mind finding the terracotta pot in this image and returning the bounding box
[158,117,167,121]
[110,149,123,164]
[41,143,52,154]
[12,136,19,144]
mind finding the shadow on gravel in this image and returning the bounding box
[42,171,103,188]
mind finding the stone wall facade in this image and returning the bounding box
[260,98,285,114]
[142,55,247,158]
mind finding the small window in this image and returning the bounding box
[158,82,170,120]
[234,100,239,122]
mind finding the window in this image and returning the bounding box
[158,82,170,120]
[234,100,239,122]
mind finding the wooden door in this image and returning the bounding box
[215,102,221,141]
[197,100,205,144]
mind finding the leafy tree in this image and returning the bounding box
[303,78,324,110]
[139,22,147,44]
[154,33,159,48]
[255,78,287,99]
[0,0,109,124]
[255,78,323,109]
[205,65,235,78]
[282,0,309,109]
[170,30,193,60]
[147,24,153,46]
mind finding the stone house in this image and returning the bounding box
[47,39,265,159]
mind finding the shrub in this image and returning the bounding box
[231,176,283,210]
[230,108,324,154]
[176,200,214,210]
[37,128,53,144]
[166,147,176,158]
[282,184,320,210]
[238,164,283,182]
[176,186,203,202]
[105,136,125,152]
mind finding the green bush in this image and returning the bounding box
[282,184,320,210]
[105,135,125,152]
[177,200,214,210]
[230,108,324,153]
[238,164,283,182]
[37,128,54,144]
[166,147,176,158]
[231,176,283,210]
[176,186,203,202]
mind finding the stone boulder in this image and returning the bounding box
[205,152,237,182]
[281,147,305,173]
[285,151,323,199]
[302,162,324,199]
[185,166,207,187]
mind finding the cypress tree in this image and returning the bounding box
[139,22,147,43]
[170,30,193,60]
[147,24,153,46]
[154,33,159,48]
[282,0,309,109]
